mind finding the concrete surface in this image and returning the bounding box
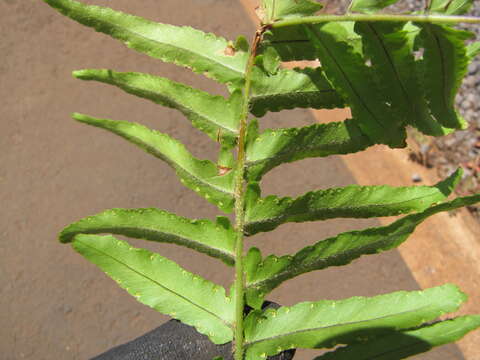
[0,0,464,359]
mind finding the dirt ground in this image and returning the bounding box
[0,0,466,359]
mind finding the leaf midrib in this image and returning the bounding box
[77,238,233,328]
[429,25,451,110]
[246,128,368,166]
[367,24,418,119]
[86,13,245,78]
[250,88,338,100]
[247,223,417,290]
[245,306,431,346]
[246,189,440,225]
[68,225,235,260]
[307,25,388,131]
[119,82,239,134]
[126,131,235,197]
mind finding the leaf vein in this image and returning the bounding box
[92,17,244,77]
[118,83,238,134]
[307,25,388,131]
[77,238,233,328]
[245,306,430,347]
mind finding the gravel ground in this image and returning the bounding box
[434,3,480,220]
[327,0,480,220]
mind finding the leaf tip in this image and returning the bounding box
[439,283,469,305]
[58,229,71,244]
[71,112,88,122]
[72,69,88,79]
[436,167,463,197]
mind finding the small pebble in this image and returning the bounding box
[412,173,422,183]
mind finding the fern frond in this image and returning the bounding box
[428,0,473,15]
[73,235,235,344]
[261,0,323,22]
[467,41,480,59]
[244,169,461,235]
[349,0,401,14]
[42,0,248,86]
[73,113,235,212]
[245,193,480,308]
[417,24,472,129]
[316,316,480,360]
[74,69,240,146]
[60,208,236,265]
[244,284,466,359]
[260,23,364,62]
[245,119,373,181]
[356,22,451,136]
[305,22,407,147]
[250,67,346,117]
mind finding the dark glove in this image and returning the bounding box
[92,302,296,360]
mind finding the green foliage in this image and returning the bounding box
[316,315,480,359]
[73,69,241,146]
[245,193,480,308]
[305,22,407,147]
[73,234,234,344]
[43,0,480,359]
[349,0,400,14]
[467,41,480,59]
[260,0,323,22]
[417,24,472,129]
[250,67,346,117]
[260,26,319,61]
[244,284,466,359]
[60,208,236,265]
[244,169,461,235]
[428,0,473,15]
[245,119,371,180]
[43,0,248,87]
[72,113,236,212]
[355,22,451,136]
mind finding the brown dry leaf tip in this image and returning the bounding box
[224,42,236,56]
[217,165,232,176]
